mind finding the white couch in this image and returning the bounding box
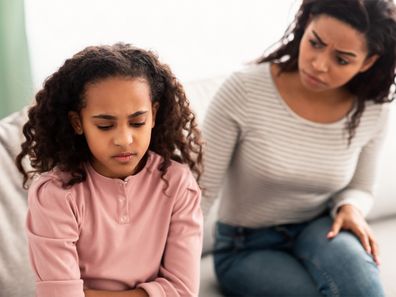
[0,75,395,297]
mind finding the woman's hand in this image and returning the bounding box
[327,204,380,265]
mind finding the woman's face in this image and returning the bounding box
[69,77,157,179]
[298,15,378,92]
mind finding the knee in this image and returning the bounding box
[297,230,385,296]
[313,248,384,297]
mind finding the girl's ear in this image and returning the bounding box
[68,111,83,135]
[359,54,379,73]
[151,102,159,128]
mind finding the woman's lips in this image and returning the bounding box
[302,70,326,86]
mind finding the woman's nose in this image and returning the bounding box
[312,53,329,72]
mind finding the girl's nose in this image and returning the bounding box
[114,129,133,147]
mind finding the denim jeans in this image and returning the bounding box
[213,215,385,297]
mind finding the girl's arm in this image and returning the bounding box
[27,177,84,297]
[84,288,148,297]
[136,182,203,297]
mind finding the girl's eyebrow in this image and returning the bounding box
[312,30,357,58]
[92,111,148,120]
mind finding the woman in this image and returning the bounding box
[201,0,396,296]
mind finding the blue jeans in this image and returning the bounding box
[214,216,385,297]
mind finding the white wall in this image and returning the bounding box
[25,0,299,88]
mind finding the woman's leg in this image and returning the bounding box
[294,216,385,297]
[214,222,321,297]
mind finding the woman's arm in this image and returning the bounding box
[200,72,247,217]
[330,105,390,216]
[328,105,391,265]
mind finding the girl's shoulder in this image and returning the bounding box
[148,152,200,192]
[28,168,75,204]
[27,169,84,225]
[30,168,69,188]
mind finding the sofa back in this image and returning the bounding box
[0,108,35,297]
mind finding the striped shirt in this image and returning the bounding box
[201,63,389,227]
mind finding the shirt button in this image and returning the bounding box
[120,215,128,223]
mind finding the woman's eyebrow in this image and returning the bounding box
[312,30,357,57]
[312,30,327,46]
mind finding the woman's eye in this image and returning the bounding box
[336,56,349,66]
[97,126,113,130]
[309,39,322,49]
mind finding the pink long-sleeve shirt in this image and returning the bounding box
[26,151,203,297]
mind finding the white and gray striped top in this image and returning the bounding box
[201,63,389,227]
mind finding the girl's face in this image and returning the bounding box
[298,15,378,93]
[69,77,157,179]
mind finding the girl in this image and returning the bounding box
[16,43,203,297]
[201,0,396,296]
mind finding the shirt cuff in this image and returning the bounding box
[36,280,84,297]
[137,281,166,297]
[330,189,373,218]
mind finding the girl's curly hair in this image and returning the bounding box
[16,43,203,189]
[257,0,396,143]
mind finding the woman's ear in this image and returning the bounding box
[359,54,379,73]
[151,102,159,128]
[68,111,83,135]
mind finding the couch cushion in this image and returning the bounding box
[184,76,226,255]
[367,102,396,221]
[0,108,35,297]
[370,217,396,297]
[199,256,223,297]
[184,76,227,125]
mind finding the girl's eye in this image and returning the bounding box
[130,122,146,127]
[97,126,113,130]
[309,39,322,49]
[96,122,145,130]
[336,56,349,66]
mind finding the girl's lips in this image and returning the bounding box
[114,152,134,157]
[112,153,136,163]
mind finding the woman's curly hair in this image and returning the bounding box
[256,0,396,143]
[16,43,203,188]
